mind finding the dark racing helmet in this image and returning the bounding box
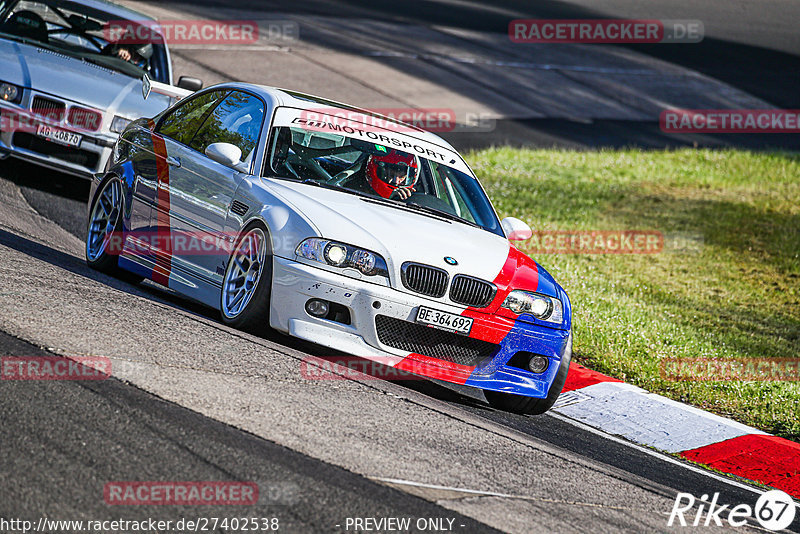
[365,148,419,199]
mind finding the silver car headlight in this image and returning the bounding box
[296,238,389,277]
[0,82,22,104]
[501,290,563,324]
[110,115,133,134]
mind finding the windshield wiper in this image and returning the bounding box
[0,31,45,48]
[403,201,481,228]
[358,196,460,226]
[79,55,112,69]
[359,193,480,228]
[300,178,369,196]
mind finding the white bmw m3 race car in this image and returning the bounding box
[86,83,573,414]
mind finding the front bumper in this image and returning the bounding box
[271,256,571,397]
[0,103,114,179]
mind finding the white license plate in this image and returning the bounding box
[416,306,473,335]
[36,124,82,147]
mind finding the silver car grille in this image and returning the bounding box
[32,96,66,122]
[449,275,497,308]
[401,262,448,298]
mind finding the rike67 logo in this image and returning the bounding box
[668,490,796,530]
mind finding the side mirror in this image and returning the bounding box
[501,217,532,241]
[177,76,203,91]
[205,143,245,171]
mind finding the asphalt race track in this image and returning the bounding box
[1,0,799,533]
[0,331,499,533]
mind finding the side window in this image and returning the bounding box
[189,91,265,166]
[155,90,229,145]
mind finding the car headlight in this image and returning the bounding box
[501,290,563,324]
[296,238,389,277]
[110,115,133,134]
[0,82,22,104]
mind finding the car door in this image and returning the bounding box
[149,90,266,292]
[132,89,230,236]
[128,90,229,280]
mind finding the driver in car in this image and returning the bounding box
[343,147,420,200]
[104,42,153,69]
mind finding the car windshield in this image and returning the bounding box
[0,0,169,83]
[265,124,504,236]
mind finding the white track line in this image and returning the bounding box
[371,477,654,512]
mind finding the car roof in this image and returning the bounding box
[217,83,461,154]
[60,0,156,22]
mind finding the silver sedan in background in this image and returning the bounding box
[0,0,201,178]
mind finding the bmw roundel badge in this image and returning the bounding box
[444,256,458,266]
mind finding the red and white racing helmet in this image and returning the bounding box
[365,148,420,199]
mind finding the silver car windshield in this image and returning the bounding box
[265,125,503,236]
[0,0,169,83]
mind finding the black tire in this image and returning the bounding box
[220,222,272,334]
[485,333,573,415]
[85,176,143,284]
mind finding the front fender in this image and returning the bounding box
[223,176,319,259]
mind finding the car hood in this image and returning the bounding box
[0,38,170,122]
[266,179,523,285]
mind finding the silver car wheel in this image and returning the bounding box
[222,227,267,319]
[86,178,122,262]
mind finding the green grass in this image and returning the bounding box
[467,148,800,441]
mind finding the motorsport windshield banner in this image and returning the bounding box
[271,106,472,175]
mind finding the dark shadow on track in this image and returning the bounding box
[0,330,500,532]
[0,158,90,239]
[0,158,89,202]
